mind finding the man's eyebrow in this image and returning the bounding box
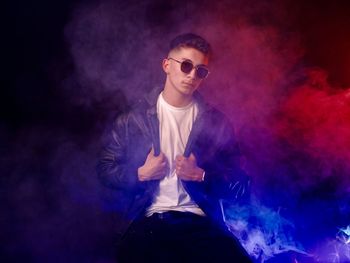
[181,57,192,62]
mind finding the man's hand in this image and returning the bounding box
[138,148,168,181]
[175,153,204,182]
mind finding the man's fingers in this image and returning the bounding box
[175,155,184,162]
[175,154,196,166]
[173,153,203,182]
[159,161,168,171]
[189,153,197,162]
[158,152,167,162]
[149,147,154,154]
[146,147,154,160]
[177,171,190,180]
[155,166,168,178]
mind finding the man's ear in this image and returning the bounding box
[162,58,170,74]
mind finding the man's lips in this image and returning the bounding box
[183,82,195,87]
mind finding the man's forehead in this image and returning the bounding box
[169,47,209,64]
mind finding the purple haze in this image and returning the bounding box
[2,0,350,262]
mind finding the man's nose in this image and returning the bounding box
[188,68,197,79]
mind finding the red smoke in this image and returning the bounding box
[274,68,350,180]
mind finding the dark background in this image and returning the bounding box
[2,0,350,262]
[3,0,350,129]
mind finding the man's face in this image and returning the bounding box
[163,47,209,98]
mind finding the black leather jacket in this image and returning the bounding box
[97,87,249,233]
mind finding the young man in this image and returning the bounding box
[98,33,251,262]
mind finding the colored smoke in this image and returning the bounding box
[3,0,350,262]
[223,199,309,262]
[275,68,350,175]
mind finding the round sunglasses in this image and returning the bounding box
[168,58,210,79]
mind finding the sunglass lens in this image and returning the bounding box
[181,61,194,74]
[196,67,209,79]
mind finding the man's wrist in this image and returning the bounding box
[137,166,147,181]
[194,167,205,182]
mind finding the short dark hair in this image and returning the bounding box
[169,33,211,56]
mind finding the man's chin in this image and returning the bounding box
[180,85,196,95]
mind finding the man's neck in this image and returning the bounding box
[162,86,193,108]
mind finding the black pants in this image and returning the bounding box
[117,211,252,263]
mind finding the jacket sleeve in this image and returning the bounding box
[203,115,250,203]
[97,113,143,191]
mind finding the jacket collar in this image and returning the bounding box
[144,86,210,116]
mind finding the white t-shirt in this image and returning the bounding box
[146,92,205,217]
